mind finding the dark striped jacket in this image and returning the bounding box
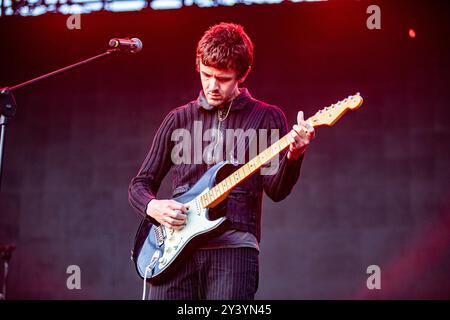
[128,88,303,242]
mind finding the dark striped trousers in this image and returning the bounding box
[148,247,259,300]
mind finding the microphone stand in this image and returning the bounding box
[0,47,121,299]
[0,48,120,192]
[0,244,15,300]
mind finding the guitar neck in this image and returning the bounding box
[199,93,363,209]
[200,118,314,209]
[200,134,290,208]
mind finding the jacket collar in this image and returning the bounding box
[197,88,252,111]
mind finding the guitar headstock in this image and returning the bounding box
[308,93,363,127]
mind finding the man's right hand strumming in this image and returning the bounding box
[146,199,188,231]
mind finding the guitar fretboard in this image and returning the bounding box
[199,133,292,208]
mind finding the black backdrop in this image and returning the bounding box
[0,0,449,299]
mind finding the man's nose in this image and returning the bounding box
[209,77,219,91]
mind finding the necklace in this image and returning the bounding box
[217,99,233,122]
[210,99,232,165]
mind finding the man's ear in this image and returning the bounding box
[238,66,252,84]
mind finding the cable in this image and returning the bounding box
[142,264,152,300]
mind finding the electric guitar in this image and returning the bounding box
[132,93,364,283]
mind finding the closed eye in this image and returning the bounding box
[201,71,211,78]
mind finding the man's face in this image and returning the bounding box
[199,62,241,108]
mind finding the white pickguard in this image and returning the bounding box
[158,188,226,270]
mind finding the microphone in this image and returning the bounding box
[108,37,143,53]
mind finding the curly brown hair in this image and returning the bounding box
[196,22,254,80]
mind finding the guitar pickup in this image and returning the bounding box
[154,226,165,247]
